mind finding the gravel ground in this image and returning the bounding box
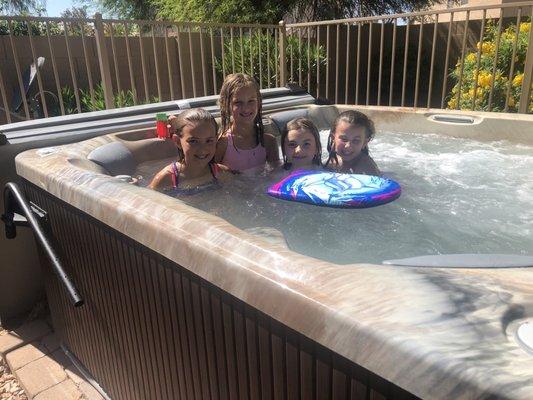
[0,328,28,400]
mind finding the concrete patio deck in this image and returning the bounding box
[0,319,105,400]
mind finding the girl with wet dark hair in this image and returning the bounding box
[324,110,381,176]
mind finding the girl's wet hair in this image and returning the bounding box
[170,108,217,160]
[218,73,264,146]
[281,118,322,169]
[325,110,375,167]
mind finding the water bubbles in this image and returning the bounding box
[144,131,532,265]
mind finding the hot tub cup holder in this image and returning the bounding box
[427,113,483,125]
[114,175,141,185]
[516,321,533,354]
[505,317,533,356]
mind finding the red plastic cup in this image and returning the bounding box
[156,113,168,139]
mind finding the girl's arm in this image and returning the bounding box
[149,167,173,190]
[215,162,240,175]
[214,163,236,182]
[264,133,280,164]
[214,135,228,163]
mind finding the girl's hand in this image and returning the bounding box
[218,164,240,175]
[171,133,179,145]
[168,115,178,136]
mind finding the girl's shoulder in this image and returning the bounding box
[217,131,231,144]
[323,154,380,175]
[218,129,230,139]
[211,162,229,173]
[149,163,177,189]
[211,162,236,182]
[351,153,381,176]
[215,133,229,162]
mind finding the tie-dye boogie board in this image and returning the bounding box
[267,170,401,208]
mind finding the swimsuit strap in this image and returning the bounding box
[170,162,180,189]
[228,131,261,151]
[227,132,239,153]
[172,161,218,188]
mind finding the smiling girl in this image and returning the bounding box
[281,118,322,170]
[215,73,279,172]
[324,110,381,176]
[149,108,228,192]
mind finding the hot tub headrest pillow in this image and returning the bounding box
[87,141,136,176]
[269,106,340,134]
[269,109,309,134]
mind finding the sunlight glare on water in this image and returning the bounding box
[141,131,533,265]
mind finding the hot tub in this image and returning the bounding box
[14,104,533,399]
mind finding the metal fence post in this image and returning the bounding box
[519,14,533,114]
[94,13,115,109]
[279,20,287,87]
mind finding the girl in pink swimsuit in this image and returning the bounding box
[215,73,279,172]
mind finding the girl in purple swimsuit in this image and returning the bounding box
[149,109,228,192]
[215,73,279,172]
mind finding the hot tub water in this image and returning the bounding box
[137,131,533,265]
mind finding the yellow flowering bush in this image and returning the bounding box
[447,19,532,112]
[512,73,524,87]
[466,53,477,63]
[478,41,495,55]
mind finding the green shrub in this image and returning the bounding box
[0,20,63,36]
[447,19,532,113]
[0,19,94,37]
[58,83,158,115]
[59,86,79,115]
[215,31,327,89]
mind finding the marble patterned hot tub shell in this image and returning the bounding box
[15,105,533,400]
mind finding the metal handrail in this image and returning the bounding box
[286,1,533,27]
[102,18,280,29]
[1,182,84,307]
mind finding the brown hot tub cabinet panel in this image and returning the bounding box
[25,180,417,400]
